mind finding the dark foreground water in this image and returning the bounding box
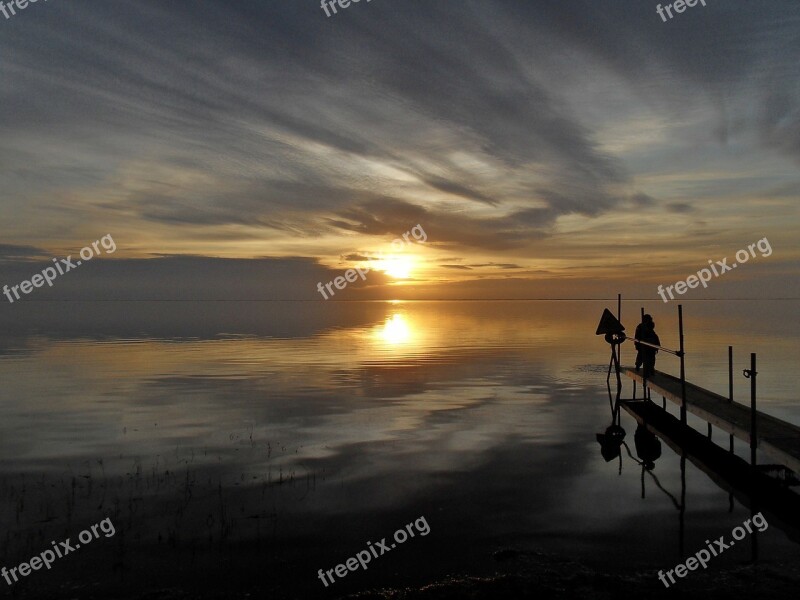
[1,300,799,598]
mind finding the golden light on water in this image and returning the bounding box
[376,313,412,345]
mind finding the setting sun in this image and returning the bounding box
[374,256,414,279]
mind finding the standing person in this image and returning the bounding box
[634,314,654,371]
[640,316,661,378]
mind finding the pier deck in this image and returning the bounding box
[623,367,800,473]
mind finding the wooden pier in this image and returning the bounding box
[624,368,800,474]
[598,296,800,478]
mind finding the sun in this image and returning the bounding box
[376,256,414,279]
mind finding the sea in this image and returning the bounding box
[1,299,798,597]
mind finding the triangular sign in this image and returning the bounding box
[596,308,625,335]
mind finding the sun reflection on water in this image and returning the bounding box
[376,313,412,345]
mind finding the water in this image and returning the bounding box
[1,300,798,597]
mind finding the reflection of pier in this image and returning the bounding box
[624,369,800,474]
[621,398,800,544]
[597,296,800,558]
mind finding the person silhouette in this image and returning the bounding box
[640,316,660,378]
[634,315,652,370]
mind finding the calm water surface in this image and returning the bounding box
[1,300,798,596]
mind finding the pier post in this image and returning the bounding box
[750,352,757,466]
[618,293,622,366]
[679,453,686,557]
[640,307,647,399]
[729,346,734,452]
[728,346,733,403]
[678,305,687,425]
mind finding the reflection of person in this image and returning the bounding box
[634,424,661,470]
[634,315,660,377]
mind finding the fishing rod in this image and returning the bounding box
[621,335,683,357]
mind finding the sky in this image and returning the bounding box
[1,0,799,300]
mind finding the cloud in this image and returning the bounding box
[417,175,498,207]
[328,198,551,251]
[468,263,523,269]
[666,202,695,214]
[341,253,372,262]
[759,89,800,162]
[0,256,353,301]
[0,244,47,261]
[631,193,657,208]
[0,0,635,249]
[0,0,797,294]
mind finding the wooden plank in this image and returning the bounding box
[623,368,800,473]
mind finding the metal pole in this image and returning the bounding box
[751,506,759,563]
[750,351,757,465]
[678,305,686,425]
[729,346,734,452]
[749,356,760,562]
[620,294,624,367]
[611,342,623,410]
[640,306,647,399]
[749,353,760,564]
[728,346,733,403]
[679,452,686,557]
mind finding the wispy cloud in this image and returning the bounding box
[0,0,797,295]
